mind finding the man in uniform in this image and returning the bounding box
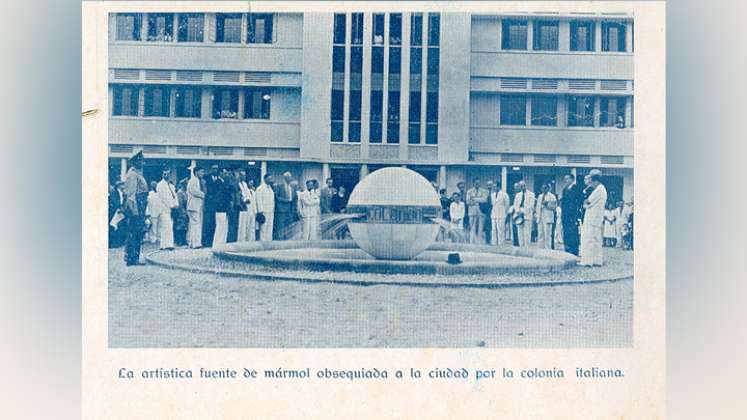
[123,150,149,266]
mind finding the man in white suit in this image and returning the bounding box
[255,174,275,241]
[579,170,608,266]
[535,183,558,249]
[512,180,535,248]
[298,179,321,240]
[237,171,257,242]
[186,166,206,248]
[489,180,510,246]
[156,169,179,250]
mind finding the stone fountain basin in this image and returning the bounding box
[213,240,578,276]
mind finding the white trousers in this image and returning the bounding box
[490,217,505,246]
[469,213,486,244]
[537,221,554,249]
[302,216,320,241]
[213,212,228,247]
[579,223,604,266]
[188,210,202,248]
[516,221,531,247]
[158,212,174,249]
[258,213,274,241]
[148,215,159,243]
[238,211,257,242]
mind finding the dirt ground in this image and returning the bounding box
[108,244,633,348]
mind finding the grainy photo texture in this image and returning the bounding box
[106,8,634,348]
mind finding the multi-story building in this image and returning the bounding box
[108,11,634,202]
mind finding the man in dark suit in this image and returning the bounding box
[560,173,583,256]
[202,164,223,247]
[108,180,126,248]
[223,166,242,243]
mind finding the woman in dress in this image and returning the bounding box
[603,202,617,247]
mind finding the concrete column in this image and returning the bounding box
[260,161,268,180]
[439,165,447,189]
[173,14,179,43]
[526,95,532,126]
[527,19,534,51]
[558,20,570,51]
[141,13,149,41]
[594,20,602,52]
[237,88,245,119]
[557,95,567,127]
[359,164,369,179]
[322,163,330,183]
[399,12,411,157]
[593,96,600,128]
[625,96,632,128]
[500,166,508,191]
[120,158,128,181]
[169,87,177,117]
[360,13,372,156]
[201,87,212,119]
[571,167,577,179]
[626,21,633,52]
[342,14,352,142]
[381,13,390,144]
[241,14,248,45]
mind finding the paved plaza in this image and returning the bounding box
[108,244,633,348]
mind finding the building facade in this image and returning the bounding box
[108,11,634,202]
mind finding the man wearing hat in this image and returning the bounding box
[122,150,149,266]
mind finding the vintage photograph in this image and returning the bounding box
[106,8,635,348]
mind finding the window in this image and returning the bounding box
[216,13,242,43]
[428,13,440,46]
[602,21,626,52]
[333,13,346,44]
[530,96,557,126]
[177,14,204,42]
[372,46,384,74]
[349,46,363,143]
[147,14,173,42]
[533,20,559,51]
[351,13,364,45]
[248,13,273,44]
[116,13,141,41]
[369,90,383,143]
[332,46,345,73]
[175,86,202,118]
[112,85,140,116]
[427,47,439,92]
[502,19,528,50]
[372,14,384,45]
[426,123,438,145]
[212,88,239,119]
[387,91,400,143]
[390,13,402,45]
[143,85,170,117]
[568,96,595,127]
[570,21,595,52]
[330,87,344,142]
[389,47,401,75]
[410,13,423,46]
[600,97,626,127]
[500,95,526,126]
[408,91,421,144]
[244,88,271,119]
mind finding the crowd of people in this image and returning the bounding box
[108,151,350,266]
[109,151,633,268]
[434,169,633,267]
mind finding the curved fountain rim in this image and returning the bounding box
[145,245,632,289]
[210,240,578,276]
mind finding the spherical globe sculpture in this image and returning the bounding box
[346,167,442,260]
